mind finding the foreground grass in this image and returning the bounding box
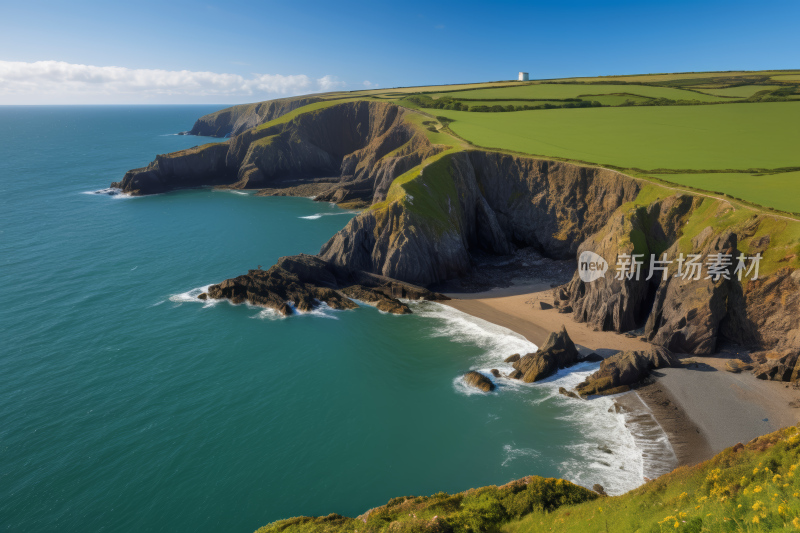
[506,426,800,533]
[433,102,800,172]
[255,426,800,533]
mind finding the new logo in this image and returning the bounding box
[578,251,608,282]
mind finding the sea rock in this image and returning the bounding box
[339,285,411,315]
[581,353,604,363]
[197,293,208,300]
[507,369,523,380]
[558,387,581,400]
[592,484,607,496]
[205,263,359,315]
[557,305,573,314]
[537,301,553,310]
[504,353,521,363]
[512,326,581,383]
[575,347,680,396]
[490,369,501,377]
[463,371,495,392]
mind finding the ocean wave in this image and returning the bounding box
[211,189,250,195]
[411,301,669,496]
[168,285,219,308]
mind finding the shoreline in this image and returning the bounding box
[441,282,800,474]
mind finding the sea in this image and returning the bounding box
[0,106,670,532]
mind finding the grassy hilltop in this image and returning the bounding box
[270,69,799,215]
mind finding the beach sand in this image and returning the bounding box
[443,284,800,470]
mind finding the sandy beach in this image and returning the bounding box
[443,283,800,470]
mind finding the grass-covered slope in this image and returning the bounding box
[433,102,800,172]
[254,425,800,533]
[507,425,800,533]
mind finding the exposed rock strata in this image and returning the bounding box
[575,347,681,396]
[188,96,323,137]
[115,101,442,202]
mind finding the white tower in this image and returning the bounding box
[518,72,529,81]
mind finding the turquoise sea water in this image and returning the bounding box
[0,106,655,532]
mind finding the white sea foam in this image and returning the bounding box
[168,285,220,308]
[211,189,250,195]
[83,187,130,198]
[410,300,670,496]
[299,212,356,220]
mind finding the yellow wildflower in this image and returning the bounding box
[753,468,760,475]
[754,486,763,493]
[774,474,782,483]
[793,516,800,529]
[674,522,679,529]
[752,516,760,524]
[678,492,688,499]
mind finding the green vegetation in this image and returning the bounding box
[433,102,800,173]
[255,425,800,533]
[655,172,800,213]
[696,85,782,98]
[255,98,367,131]
[425,84,733,102]
[506,425,800,533]
[255,476,597,533]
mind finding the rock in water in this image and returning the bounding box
[558,387,581,400]
[511,326,581,383]
[339,285,411,315]
[593,484,607,496]
[490,369,501,377]
[575,347,680,397]
[581,352,603,362]
[504,353,521,363]
[463,371,495,392]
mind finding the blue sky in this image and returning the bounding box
[1,0,798,104]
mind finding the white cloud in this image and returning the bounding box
[316,75,346,92]
[0,60,346,104]
[363,80,379,88]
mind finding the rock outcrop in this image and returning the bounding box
[320,152,640,286]
[463,371,495,392]
[511,326,581,383]
[201,254,447,316]
[114,101,442,203]
[188,96,323,137]
[575,347,681,396]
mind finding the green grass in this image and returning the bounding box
[426,84,734,102]
[401,111,461,146]
[579,94,652,106]
[433,102,800,171]
[255,98,368,130]
[771,75,800,82]
[656,172,800,213]
[695,85,784,98]
[504,425,800,533]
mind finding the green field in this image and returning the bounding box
[696,85,782,97]
[434,101,800,171]
[657,171,800,212]
[771,74,800,82]
[427,83,736,102]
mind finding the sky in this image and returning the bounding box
[1,0,798,105]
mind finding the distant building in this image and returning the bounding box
[518,72,529,81]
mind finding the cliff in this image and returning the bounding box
[117,99,799,363]
[188,96,323,137]
[113,101,442,201]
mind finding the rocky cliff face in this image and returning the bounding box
[320,152,640,286]
[119,100,799,363]
[188,96,323,137]
[114,101,442,201]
